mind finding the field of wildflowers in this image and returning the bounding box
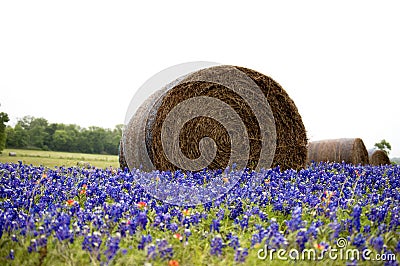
[0,161,399,265]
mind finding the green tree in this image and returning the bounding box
[44,123,58,150]
[0,112,10,153]
[5,126,15,147]
[6,124,28,148]
[28,117,49,149]
[3,115,121,155]
[374,139,391,155]
[52,130,73,152]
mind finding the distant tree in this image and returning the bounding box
[28,117,49,149]
[3,115,121,155]
[52,130,73,151]
[6,124,28,148]
[374,139,391,155]
[0,112,10,153]
[44,123,58,150]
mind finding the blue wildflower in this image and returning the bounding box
[157,239,173,260]
[7,249,15,260]
[104,234,121,261]
[234,248,248,263]
[138,234,152,250]
[136,212,148,229]
[351,205,362,233]
[286,206,304,232]
[210,235,223,256]
[371,236,384,252]
[210,219,220,233]
[229,235,240,250]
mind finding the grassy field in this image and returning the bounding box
[0,148,119,169]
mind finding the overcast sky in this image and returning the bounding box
[1,1,399,157]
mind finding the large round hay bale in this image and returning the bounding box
[307,138,369,165]
[368,149,391,166]
[118,139,128,170]
[122,65,307,172]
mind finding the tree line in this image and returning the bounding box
[4,116,122,155]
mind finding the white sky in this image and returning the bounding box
[1,1,399,157]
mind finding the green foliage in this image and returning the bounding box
[5,116,123,155]
[374,139,392,155]
[0,112,10,153]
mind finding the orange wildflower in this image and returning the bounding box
[173,233,183,241]
[168,260,179,266]
[66,199,75,206]
[137,201,147,209]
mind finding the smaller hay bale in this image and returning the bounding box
[9,152,17,157]
[118,139,128,170]
[77,161,91,168]
[307,138,369,165]
[368,149,391,166]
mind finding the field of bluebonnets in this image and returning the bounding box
[0,161,399,265]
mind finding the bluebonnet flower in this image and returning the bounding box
[306,222,318,239]
[55,224,74,243]
[184,228,191,240]
[11,234,18,242]
[296,229,308,251]
[239,215,249,229]
[27,239,38,253]
[7,249,15,260]
[371,236,384,253]
[136,212,148,229]
[138,234,152,250]
[382,249,397,266]
[210,235,223,256]
[37,235,47,248]
[251,233,261,247]
[234,248,248,263]
[167,222,178,233]
[363,225,371,234]
[286,206,304,232]
[329,220,341,240]
[157,239,173,260]
[147,244,157,260]
[104,234,121,261]
[229,235,240,250]
[216,209,225,220]
[352,233,365,249]
[210,219,220,233]
[258,211,268,222]
[351,205,362,233]
[82,231,102,253]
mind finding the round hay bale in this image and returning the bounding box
[307,138,369,165]
[122,65,307,172]
[118,139,128,170]
[368,149,391,166]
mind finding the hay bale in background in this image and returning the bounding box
[123,65,307,171]
[307,138,369,165]
[368,149,391,166]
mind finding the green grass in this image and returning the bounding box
[0,148,119,169]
